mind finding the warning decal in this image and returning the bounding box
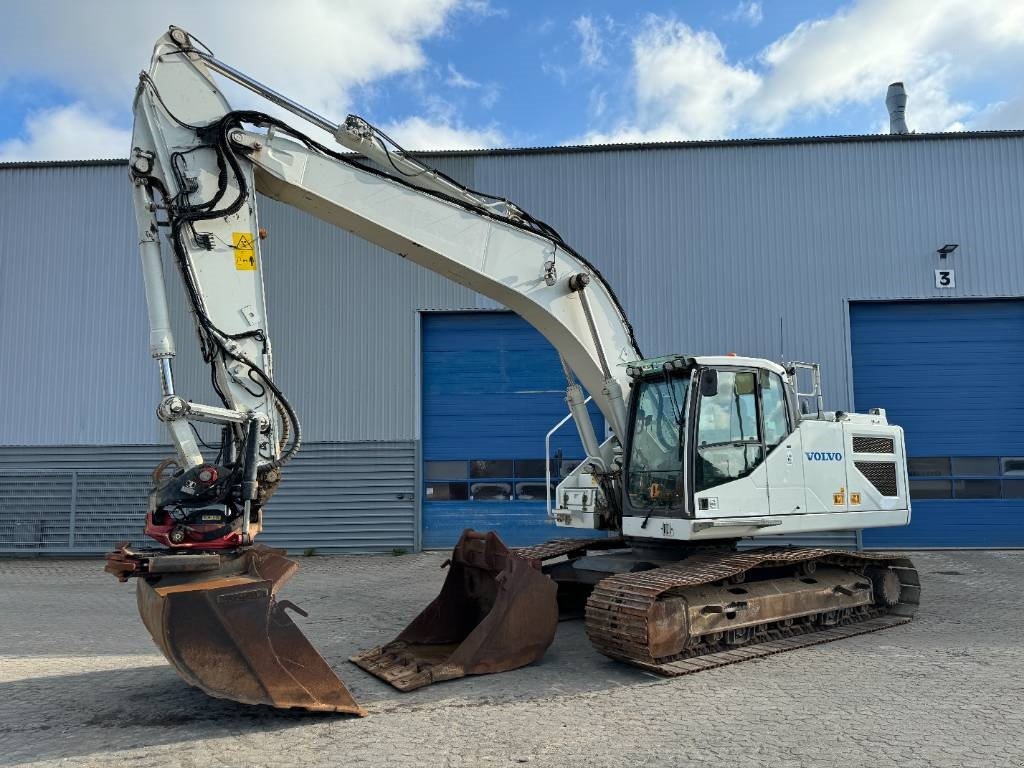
[233,232,257,271]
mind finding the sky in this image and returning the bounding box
[1,0,1023,161]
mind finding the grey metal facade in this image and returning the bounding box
[2,130,1022,552]
[0,442,416,554]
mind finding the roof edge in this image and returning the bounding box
[413,128,1024,158]
[0,158,128,170]
[2,128,1024,169]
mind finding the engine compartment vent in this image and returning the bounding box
[852,436,894,454]
[855,461,898,496]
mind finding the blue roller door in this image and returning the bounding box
[851,300,1024,547]
[421,312,604,548]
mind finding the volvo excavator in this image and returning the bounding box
[105,27,919,715]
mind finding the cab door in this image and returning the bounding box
[761,371,806,515]
[692,367,770,518]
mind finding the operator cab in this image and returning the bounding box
[623,354,799,520]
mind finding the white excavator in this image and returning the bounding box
[106,27,919,715]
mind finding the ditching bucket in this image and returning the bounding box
[117,545,365,715]
[350,529,558,691]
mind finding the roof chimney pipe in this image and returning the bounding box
[886,82,908,134]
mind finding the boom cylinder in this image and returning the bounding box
[133,182,176,361]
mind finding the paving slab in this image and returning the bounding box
[0,550,1021,767]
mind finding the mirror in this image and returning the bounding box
[699,369,718,397]
[734,371,756,396]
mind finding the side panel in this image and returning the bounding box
[693,467,769,518]
[798,420,850,514]
[766,430,806,515]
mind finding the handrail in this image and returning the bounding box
[545,396,592,517]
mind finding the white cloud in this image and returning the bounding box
[588,87,607,120]
[0,1,469,120]
[971,93,1024,130]
[0,104,130,162]
[381,115,504,149]
[752,0,1024,131]
[728,2,763,27]
[574,16,606,69]
[462,0,508,18]
[0,0,509,160]
[480,84,501,109]
[584,0,1024,143]
[446,63,481,89]
[584,16,759,142]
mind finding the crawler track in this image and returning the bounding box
[583,548,918,675]
[513,536,625,563]
[515,541,919,677]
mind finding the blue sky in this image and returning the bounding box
[1,0,1023,160]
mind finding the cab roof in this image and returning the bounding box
[624,354,788,379]
[693,355,788,376]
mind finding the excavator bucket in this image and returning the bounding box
[351,529,558,691]
[112,545,365,715]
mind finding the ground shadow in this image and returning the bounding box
[0,665,341,766]
[0,621,655,766]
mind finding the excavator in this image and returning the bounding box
[105,27,919,715]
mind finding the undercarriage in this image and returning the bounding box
[353,534,919,690]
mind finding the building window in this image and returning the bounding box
[908,479,952,499]
[908,456,1024,500]
[907,457,951,477]
[424,458,578,501]
[470,481,512,501]
[425,482,469,501]
[425,461,469,480]
[470,460,514,478]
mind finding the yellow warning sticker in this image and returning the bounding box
[233,232,256,271]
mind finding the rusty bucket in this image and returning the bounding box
[350,529,558,691]
[127,545,365,715]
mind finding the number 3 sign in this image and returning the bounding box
[935,269,955,288]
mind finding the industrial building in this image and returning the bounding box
[2,125,1023,554]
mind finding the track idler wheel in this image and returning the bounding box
[866,566,902,607]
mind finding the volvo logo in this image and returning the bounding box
[806,452,843,461]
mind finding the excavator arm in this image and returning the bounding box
[130,28,641,551]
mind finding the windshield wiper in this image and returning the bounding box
[698,438,761,450]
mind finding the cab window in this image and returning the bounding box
[761,371,790,448]
[626,375,690,509]
[695,370,764,492]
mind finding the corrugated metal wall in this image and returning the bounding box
[4,134,1023,445]
[1,134,1022,553]
[0,442,416,554]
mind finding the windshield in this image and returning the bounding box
[627,375,690,510]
